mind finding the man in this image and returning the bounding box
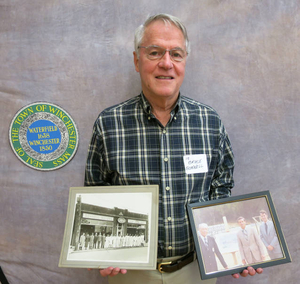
[90,233,94,250]
[198,223,228,273]
[236,217,266,265]
[94,232,99,249]
[97,232,102,249]
[85,233,90,250]
[100,232,105,249]
[259,210,282,260]
[85,13,262,283]
[79,232,85,250]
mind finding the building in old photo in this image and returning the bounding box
[71,195,149,248]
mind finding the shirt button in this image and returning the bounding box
[168,246,172,250]
[164,157,169,162]
[163,129,167,134]
[148,116,151,120]
[167,217,172,221]
[174,117,177,120]
[166,187,170,191]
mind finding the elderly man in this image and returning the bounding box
[85,13,262,283]
[198,223,228,273]
[259,210,282,260]
[237,217,266,265]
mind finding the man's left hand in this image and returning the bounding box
[232,267,263,279]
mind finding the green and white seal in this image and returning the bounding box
[9,102,79,171]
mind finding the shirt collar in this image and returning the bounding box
[139,92,182,116]
[200,235,207,242]
[140,92,152,114]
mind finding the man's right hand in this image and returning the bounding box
[99,267,127,277]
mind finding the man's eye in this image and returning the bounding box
[148,49,163,57]
[172,51,183,58]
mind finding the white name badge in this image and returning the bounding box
[183,154,208,174]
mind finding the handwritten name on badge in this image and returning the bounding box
[183,154,208,174]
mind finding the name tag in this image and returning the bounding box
[183,154,208,174]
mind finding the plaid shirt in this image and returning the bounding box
[84,93,234,257]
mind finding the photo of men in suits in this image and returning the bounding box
[236,217,266,265]
[198,223,228,273]
[259,210,283,260]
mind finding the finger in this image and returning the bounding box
[256,268,263,274]
[247,267,256,276]
[110,268,121,276]
[100,267,114,277]
[240,269,249,277]
[231,273,240,279]
[120,269,127,274]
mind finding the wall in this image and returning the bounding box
[1,0,299,283]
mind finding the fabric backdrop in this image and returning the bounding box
[1,0,299,283]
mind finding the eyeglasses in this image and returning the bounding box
[138,45,187,62]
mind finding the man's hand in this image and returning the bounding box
[232,267,263,279]
[99,267,127,277]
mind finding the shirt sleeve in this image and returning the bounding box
[84,121,111,186]
[209,122,235,199]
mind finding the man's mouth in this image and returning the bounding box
[156,76,174,79]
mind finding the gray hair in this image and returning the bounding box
[198,223,208,229]
[134,13,190,58]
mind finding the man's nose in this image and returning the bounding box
[158,51,173,69]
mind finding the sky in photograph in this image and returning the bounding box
[78,192,152,215]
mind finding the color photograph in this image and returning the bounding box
[187,191,291,280]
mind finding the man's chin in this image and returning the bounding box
[152,90,179,99]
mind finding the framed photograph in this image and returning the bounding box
[187,191,291,280]
[59,185,159,270]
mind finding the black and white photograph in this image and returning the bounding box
[187,191,292,280]
[59,185,159,270]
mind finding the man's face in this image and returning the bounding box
[260,212,268,222]
[134,20,187,103]
[199,227,208,237]
[238,219,246,230]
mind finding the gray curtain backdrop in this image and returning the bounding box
[1,0,299,283]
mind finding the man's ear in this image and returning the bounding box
[133,51,139,72]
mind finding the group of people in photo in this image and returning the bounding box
[104,234,145,249]
[77,232,145,251]
[198,210,282,273]
[78,232,105,250]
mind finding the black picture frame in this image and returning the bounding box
[187,191,292,280]
[59,185,159,270]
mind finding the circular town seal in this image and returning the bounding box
[9,102,79,171]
